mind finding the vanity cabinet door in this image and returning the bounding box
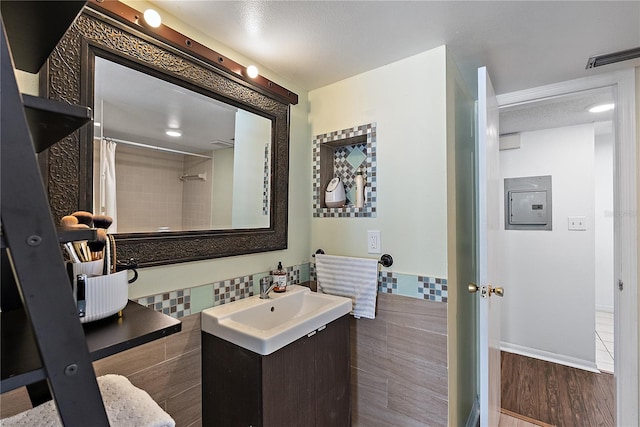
[202,314,351,427]
[202,334,263,427]
[262,333,316,426]
[314,314,351,427]
[262,314,350,426]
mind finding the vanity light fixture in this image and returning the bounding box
[588,103,615,113]
[143,9,162,28]
[246,65,259,79]
[165,129,182,137]
[87,0,298,104]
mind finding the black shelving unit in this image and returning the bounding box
[1,3,183,423]
[2,2,113,424]
[0,1,110,423]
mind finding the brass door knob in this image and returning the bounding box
[468,283,504,297]
[491,287,504,297]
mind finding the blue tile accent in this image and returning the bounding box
[396,273,421,298]
[137,263,448,321]
[418,275,448,303]
[137,263,311,319]
[136,289,191,319]
[378,271,397,294]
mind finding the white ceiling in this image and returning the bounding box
[95,57,241,152]
[499,85,615,135]
[150,0,640,95]
[98,1,634,149]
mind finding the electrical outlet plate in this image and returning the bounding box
[568,216,587,231]
[367,230,381,253]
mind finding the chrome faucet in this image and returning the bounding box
[259,277,276,299]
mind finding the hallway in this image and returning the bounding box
[500,352,615,427]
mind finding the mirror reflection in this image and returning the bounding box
[93,57,271,233]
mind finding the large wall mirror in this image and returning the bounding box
[41,4,292,267]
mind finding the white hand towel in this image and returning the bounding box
[315,254,379,319]
[1,375,175,427]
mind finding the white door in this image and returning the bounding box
[475,66,502,427]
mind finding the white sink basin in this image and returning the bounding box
[201,285,352,355]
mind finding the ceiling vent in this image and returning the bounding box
[209,140,235,150]
[586,47,640,69]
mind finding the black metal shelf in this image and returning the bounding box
[1,3,133,423]
[0,1,86,73]
[57,228,98,244]
[1,301,182,393]
[23,94,92,153]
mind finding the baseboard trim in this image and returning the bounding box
[595,305,613,313]
[500,408,555,427]
[500,342,600,373]
[465,397,480,427]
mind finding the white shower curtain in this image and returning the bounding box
[99,138,118,232]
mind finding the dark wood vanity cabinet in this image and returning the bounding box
[202,314,351,427]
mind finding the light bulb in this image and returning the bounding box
[143,9,162,28]
[246,65,259,79]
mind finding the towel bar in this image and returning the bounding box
[313,249,393,267]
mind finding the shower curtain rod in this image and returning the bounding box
[102,137,213,159]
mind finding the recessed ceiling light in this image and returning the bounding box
[143,9,162,28]
[165,129,182,137]
[246,65,259,79]
[588,103,615,113]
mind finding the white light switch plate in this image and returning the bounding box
[568,216,587,231]
[367,230,381,253]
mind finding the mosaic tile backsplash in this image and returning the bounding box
[313,123,377,218]
[262,143,270,216]
[138,261,447,319]
[311,262,447,302]
[137,289,192,318]
[136,264,307,318]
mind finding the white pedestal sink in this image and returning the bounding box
[201,285,352,355]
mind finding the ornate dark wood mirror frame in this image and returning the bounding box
[40,4,292,267]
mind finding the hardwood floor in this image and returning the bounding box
[501,352,615,427]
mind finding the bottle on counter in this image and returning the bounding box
[273,261,287,292]
[355,168,365,208]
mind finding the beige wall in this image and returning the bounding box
[309,46,450,425]
[232,109,271,228]
[308,46,448,276]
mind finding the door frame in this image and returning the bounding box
[496,69,637,426]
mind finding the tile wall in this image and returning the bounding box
[351,292,448,426]
[0,262,448,426]
[263,142,270,216]
[313,123,377,218]
[182,155,213,230]
[311,262,448,303]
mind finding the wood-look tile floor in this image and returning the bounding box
[499,409,554,427]
[501,352,615,427]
